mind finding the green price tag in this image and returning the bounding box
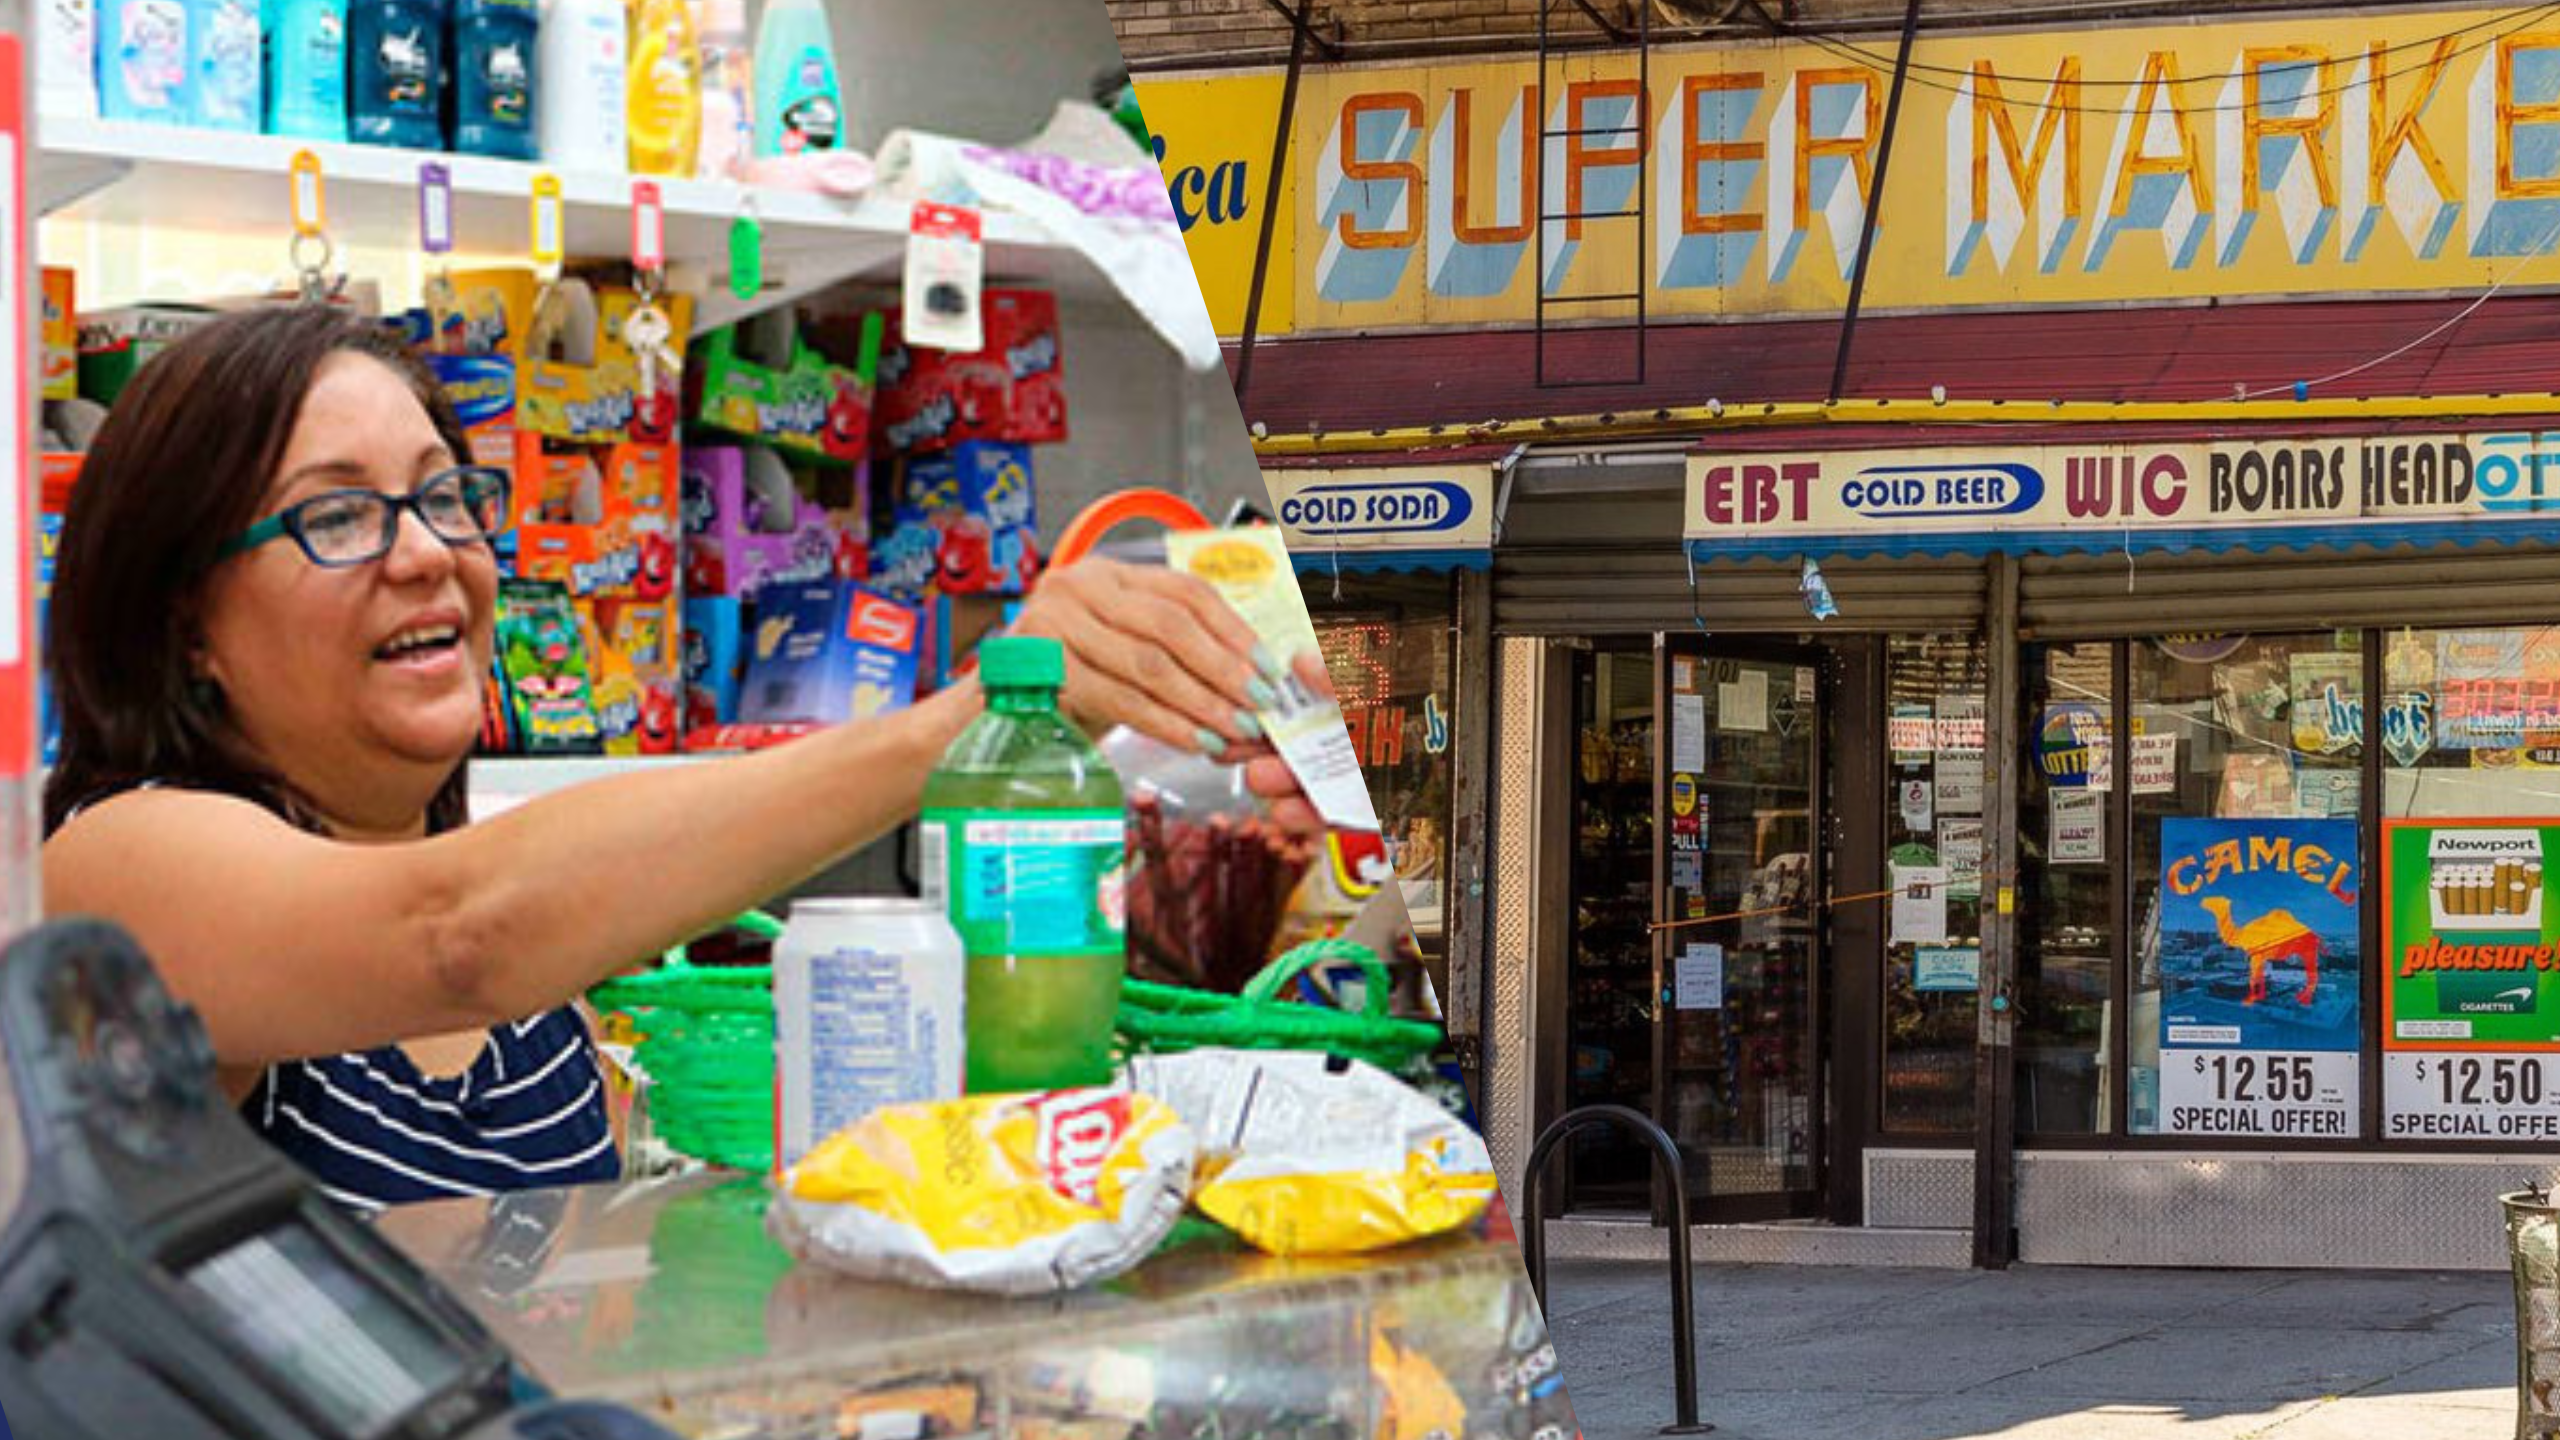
[729,215,764,301]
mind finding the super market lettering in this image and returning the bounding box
[1152,133,1251,232]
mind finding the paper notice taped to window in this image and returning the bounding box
[1164,527,1378,831]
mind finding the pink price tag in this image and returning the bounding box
[911,202,982,242]
[631,181,665,272]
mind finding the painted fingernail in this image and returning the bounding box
[1194,727,1230,758]
[1233,710,1264,740]
[1247,678,1280,711]
[1252,645,1287,683]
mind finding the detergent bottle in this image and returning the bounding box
[535,0,624,172]
[99,0,193,124]
[347,0,443,147]
[690,0,750,179]
[623,0,698,176]
[451,0,537,158]
[263,0,348,139]
[751,0,839,157]
[188,0,262,130]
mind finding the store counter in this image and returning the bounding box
[379,1174,1564,1438]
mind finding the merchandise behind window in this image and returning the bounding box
[1306,580,1457,959]
[1881,637,1986,1138]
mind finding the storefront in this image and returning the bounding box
[1473,422,2560,1268]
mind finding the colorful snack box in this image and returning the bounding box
[683,594,745,732]
[77,305,215,406]
[897,441,1041,595]
[738,581,922,726]
[520,283,694,446]
[40,269,75,401]
[691,310,878,464]
[516,441,680,601]
[426,352,521,567]
[494,579,604,755]
[870,288,1067,455]
[36,455,79,767]
[681,444,839,599]
[579,597,681,756]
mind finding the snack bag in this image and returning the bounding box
[1122,1050,1496,1256]
[770,1089,1195,1296]
[1101,727,1313,992]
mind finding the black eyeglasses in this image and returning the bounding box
[219,465,513,569]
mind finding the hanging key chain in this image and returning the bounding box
[418,163,460,348]
[288,150,339,303]
[624,180,681,402]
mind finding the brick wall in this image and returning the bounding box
[1106,0,2386,69]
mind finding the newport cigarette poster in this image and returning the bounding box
[2382,820,2560,1141]
[2155,818,2361,1137]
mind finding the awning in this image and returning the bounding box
[1289,546,1491,575]
[1685,516,2560,564]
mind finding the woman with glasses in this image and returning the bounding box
[39,305,1320,1211]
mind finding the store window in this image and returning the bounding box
[2127,633,2364,1139]
[1307,578,1459,952]
[1882,636,1986,1137]
[2019,642,2114,1135]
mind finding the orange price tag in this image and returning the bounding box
[289,150,327,237]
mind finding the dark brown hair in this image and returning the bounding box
[44,305,476,837]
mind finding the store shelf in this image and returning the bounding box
[36,120,1101,331]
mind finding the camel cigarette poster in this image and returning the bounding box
[2156,819,2361,1137]
[2381,820,2560,1141]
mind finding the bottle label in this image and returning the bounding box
[781,50,837,152]
[116,0,188,113]
[483,36,529,125]
[199,0,260,125]
[922,809,1125,956]
[379,21,433,113]
[307,10,345,110]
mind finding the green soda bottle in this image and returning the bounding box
[920,636,1128,1093]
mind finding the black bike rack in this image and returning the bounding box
[1518,1105,1713,1435]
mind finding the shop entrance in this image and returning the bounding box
[1558,639,1829,1222]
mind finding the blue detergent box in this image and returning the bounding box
[738,581,922,725]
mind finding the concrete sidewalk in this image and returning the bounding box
[1541,1260,2517,1440]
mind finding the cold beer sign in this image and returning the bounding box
[1267,466,1496,558]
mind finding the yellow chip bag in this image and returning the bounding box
[769,1089,1196,1296]
[1123,1050,1497,1257]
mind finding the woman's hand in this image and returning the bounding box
[1011,556,1278,757]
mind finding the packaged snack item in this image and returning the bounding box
[1101,728,1312,992]
[681,444,837,598]
[682,594,745,731]
[691,309,876,463]
[39,270,75,401]
[869,289,1067,455]
[516,440,679,600]
[493,579,604,754]
[895,441,1041,595]
[738,581,921,725]
[579,597,680,755]
[1121,1050,1495,1256]
[769,1088,1195,1296]
[520,282,693,445]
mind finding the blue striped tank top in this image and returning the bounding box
[246,1007,621,1212]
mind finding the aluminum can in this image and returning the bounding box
[773,896,964,1172]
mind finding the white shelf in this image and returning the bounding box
[467,754,704,815]
[36,118,1102,331]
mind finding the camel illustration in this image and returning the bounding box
[2199,897,2321,1006]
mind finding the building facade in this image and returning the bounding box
[1118,0,2560,1267]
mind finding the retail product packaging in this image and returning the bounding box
[515,440,680,602]
[39,270,75,401]
[39,0,100,120]
[36,455,81,768]
[691,309,877,464]
[425,352,520,563]
[99,0,191,123]
[870,288,1067,456]
[769,1089,1195,1296]
[77,305,216,406]
[493,579,605,754]
[681,594,744,731]
[1101,727,1310,991]
[578,597,681,756]
[1120,1050,1496,1256]
[1163,527,1378,834]
[737,581,921,726]
[520,282,693,446]
[680,443,839,598]
[926,592,1017,692]
[885,441,1041,596]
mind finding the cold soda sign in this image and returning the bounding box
[1267,465,1497,555]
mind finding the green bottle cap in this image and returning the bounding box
[977,635,1065,690]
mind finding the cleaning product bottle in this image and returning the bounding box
[263,0,347,139]
[99,0,193,124]
[188,0,261,129]
[39,0,103,120]
[919,635,1129,1093]
[751,0,839,158]
[347,0,443,147]
[535,0,624,173]
[691,0,750,179]
[451,0,536,158]
[623,0,697,176]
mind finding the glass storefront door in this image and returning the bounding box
[1656,642,1827,1220]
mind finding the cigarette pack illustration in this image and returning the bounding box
[2427,829,2546,932]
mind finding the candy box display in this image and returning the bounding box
[35,455,79,767]
[681,444,838,599]
[691,310,879,464]
[435,268,541,357]
[516,441,680,601]
[579,597,681,756]
[425,353,520,564]
[40,269,75,401]
[871,289,1067,455]
[682,595,745,731]
[77,304,215,405]
[893,441,1042,596]
[494,580,605,754]
[738,581,922,726]
[520,284,694,446]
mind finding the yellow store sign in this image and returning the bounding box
[1143,8,2560,335]
[1132,74,1294,337]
